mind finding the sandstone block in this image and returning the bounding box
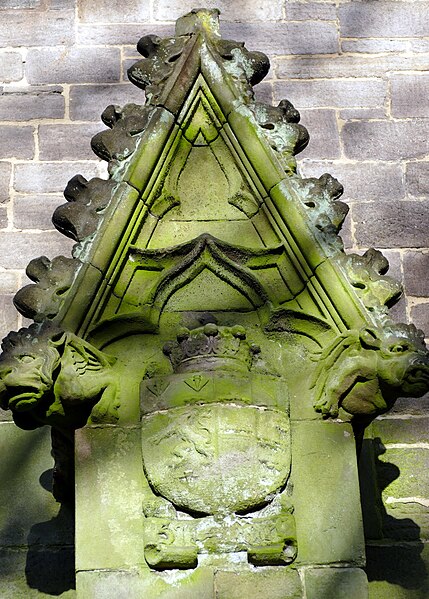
[304,568,368,599]
[0,231,73,269]
[26,47,121,85]
[222,21,338,55]
[341,39,411,53]
[410,303,429,335]
[353,200,429,248]
[276,54,429,79]
[342,121,429,161]
[299,161,404,202]
[406,162,429,197]
[0,125,34,160]
[0,9,74,47]
[286,2,336,21]
[274,79,386,109]
[377,447,429,500]
[291,420,365,565]
[78,0,150,22]
[0,86,65,121]
[372,417,429,445]
[13,194,63,230]
[69,84,145,121]
[0,51,23,83]
[391,391,429,417]
[39,124,102,160]
[403,251,429,296]
[215,569,302,599]
[77,23,173,46]
[367,543,429,598]
[298,110,341,160]
[14,161,105,194]
[0,295,19,340]
[0,162,12,203]
[155,0,283,21]
[391,74,429,118]
[340,2,429,38]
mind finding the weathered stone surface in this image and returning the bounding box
[353,201,429,248]
[78,0,150,23]
[0,206,8,229]
[39,124,102,161]
[215,569,302,599]
[14,162,105,194]
[253,81,273,105]
[276,54,429,80]
[0,271,20,294]
[75,427,145,571]
[390,391,429,416]
[286,2,336,21]
[340,108,386,120]
[69,84,144,121]
[391,74,429,118]
[0,232,73,269]
[155,0,283,21]
[372,417,429,445]
[340,2,429,38]
[341,39,411,54]
[274,79,386,109]
[77,23,173,46]
[342,120,429,161]
[77,568,214,599]
[304,568,368,599]
[383,501,429,542]
[0,406,12,422]
[366,543,429,598]
[298,110,340,160]
[411,39,429,53]
[0,296,19,339]
[0,0,41,7]
[0,51,23,82]
[403,252,429,297]
[222,21,338,55]
[0,86,65,121]
[0,547,75,598]
[0,162,11,203]
[0,9,74,47]
[410,303,429,335]
[13,194,63,230]
[406,162,429,197]
[299,161,404,202]
[292,420,365,565]
[0,424,73,546]
[26,47,121,84]
[377,447,429,500]
[0,125,34,159]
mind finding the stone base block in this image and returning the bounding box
[304,567,368,599]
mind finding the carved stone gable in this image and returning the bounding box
[1,8,428,599]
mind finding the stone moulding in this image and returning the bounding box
[0,7,429,597]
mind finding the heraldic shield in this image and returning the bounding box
[139,324,296,569]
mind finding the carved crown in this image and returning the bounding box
[163,324,260,373]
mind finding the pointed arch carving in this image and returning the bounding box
[134,234,270,318]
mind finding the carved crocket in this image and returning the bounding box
[311,324,429,419]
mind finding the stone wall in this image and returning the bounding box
[0,1,428,597]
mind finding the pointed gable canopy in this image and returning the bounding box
[8,9,428,423]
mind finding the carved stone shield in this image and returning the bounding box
[141,402,291,515]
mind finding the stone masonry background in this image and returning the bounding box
[0,1,428,596]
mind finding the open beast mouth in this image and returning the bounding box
[8,386,44,411]
[404,363,429,394]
